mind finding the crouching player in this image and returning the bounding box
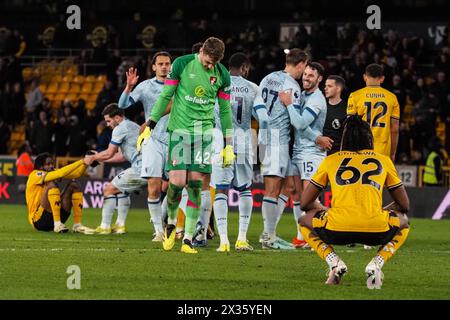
[87,103,148,234]
[26,153,95,233]
[299,115,410,289]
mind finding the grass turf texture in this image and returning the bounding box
[1,204,450,300]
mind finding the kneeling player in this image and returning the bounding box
[299,115,410,289]
[26,153,95,233]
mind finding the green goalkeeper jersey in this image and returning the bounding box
[150,53,232,137]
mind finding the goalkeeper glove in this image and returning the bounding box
[220,145,236,168]
[136,127,152,152]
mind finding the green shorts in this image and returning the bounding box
[167,130,214,173]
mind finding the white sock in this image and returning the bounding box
[238,190,253,241]
[179,188,188,213]
[161,195,168,222]
[214,192,229,245]
[262,196,278,238]
[101,195,116,229]
[198,190,212,240]
[375,255,385,268]
[276,194,289,224]
[115,193,130,227]
[148,197,163,234]
[293,201,303,240]
[325,252,339,269]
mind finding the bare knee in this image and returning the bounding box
[148,179,162,199]
[66,180,81,192]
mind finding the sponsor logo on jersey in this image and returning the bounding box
[184,95,210,105]
[194,86,206,97]
[332,119,341,130]
[189,73,196,79]
[210,76,217,86]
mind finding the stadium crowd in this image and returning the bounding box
[0,22,449,164]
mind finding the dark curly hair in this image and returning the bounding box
[340,115,374,152]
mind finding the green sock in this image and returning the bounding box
[185,180,203,240]
[167,183,184,223]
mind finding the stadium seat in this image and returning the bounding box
[69,83,81,93]
[46,82,59,94]
[62,75,73,83]
[22,67,33,81]
[51,99,62,109]
[59,82,70,93]
[85,75,96,82]
[38,84,47,93]
[51,75,63,83]
[86,101,96,111]
[81,82,93,93]
[78,93,90,102]
[54,93,66,101]
[93,82,104,93]
[73,75,85,84]
[87,94,98,102]
[65,93,78,103]
[97,75,106,83]
[45,93,55,101]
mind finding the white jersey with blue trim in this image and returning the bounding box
[128,77,169,144]
[293,88,327,159]
[214,75,264,154]
[259,71,301,145]
[110,119,142,169]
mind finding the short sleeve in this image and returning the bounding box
[347,92,357,115]
[391,95,400,120]
[111,126,125,146]
[310,158,329,189]
[305,95,324,118]
[384,157,403,189]
[129,82,143,103]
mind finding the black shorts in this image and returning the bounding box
[33,208,71,232]
[313,210,400,246]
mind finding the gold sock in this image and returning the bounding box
[176,208,185,230]
[299,224,334,260]
[72,192,84,224]
[377,227,410,263]
[48,188,62,223]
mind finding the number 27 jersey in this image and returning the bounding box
[310,150,403,232]
[259,71,301,145]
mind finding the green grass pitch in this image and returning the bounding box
[1,204,450,300]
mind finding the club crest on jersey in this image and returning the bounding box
[210,76,217,86]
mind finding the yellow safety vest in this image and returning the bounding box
[423,151,441,184]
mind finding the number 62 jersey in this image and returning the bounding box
[310,149,403,233]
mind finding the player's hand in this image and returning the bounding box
[83,155,95,166]
[126,67,139,88]
[139,123,147,134]
[278,89,293,107]
[220,145,236,168]
[136,126,152,152]
[315,135,333,151]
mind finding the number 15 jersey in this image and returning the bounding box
[310,150,403,232]
[347,86,400,157]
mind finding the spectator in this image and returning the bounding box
[16,143,34,176]
[423,137,444,187]
[0,117,11,154]
[25,79,43,123]
[11,82,25,127]
[53,116,69,156]
[67,115,87,157]
[94,79,118,115]
[96,120,111,152]
[30,110,52,154]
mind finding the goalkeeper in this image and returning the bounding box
[137,37,234,254]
